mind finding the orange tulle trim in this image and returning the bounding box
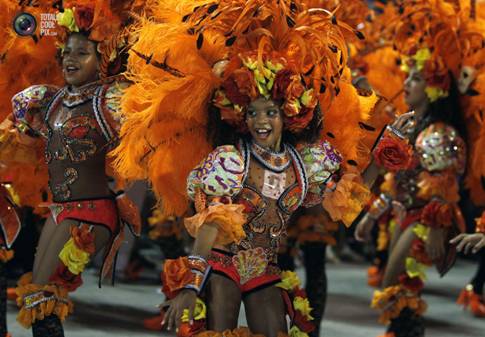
[417,171,460,203]
[195,327,267,337]
[371,285,427,325]
[0,248,14,263]
[184,203,246,245]
[15,273,73,328]
[322,173,371,227]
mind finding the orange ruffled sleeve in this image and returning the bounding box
[322,172,371,227]
[185,146,247,245]
[185,203,247,245]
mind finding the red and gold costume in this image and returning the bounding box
[112,1,404,336]
[365,1,485,336]
[0,1,143,334]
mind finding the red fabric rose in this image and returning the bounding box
[222,77,250,107]
[161,257,192,299]
[284,107,315,133]
[410,239,433,265]
[74,5,95,31]
[272,69,294,100]
[49,264,83,292]
[399,274,424,293]
[177,320,206,337]
[293,313,315,333]
[373,135,413,172]
[71,225,95,255]
[423,60,450,91]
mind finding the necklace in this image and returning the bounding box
[62,81,100,108]
[249,141,291,173]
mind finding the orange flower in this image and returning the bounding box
[70,225,95,255]
[161,257,192,299]
[286,75,305,102]
[177,320,206,337]
[232,68,258,100]
[374,135,413,172]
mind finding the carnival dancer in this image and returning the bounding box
[113,1,415,336]
[355,1,474,336]
[0,1,143,336]
[451,0,485,318]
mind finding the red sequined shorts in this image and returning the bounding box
[208,248,281,293]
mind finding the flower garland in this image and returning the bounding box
[276,271,315,337]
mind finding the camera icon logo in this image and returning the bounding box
[13,12,37,36]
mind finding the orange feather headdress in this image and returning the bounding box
[112,0,376,215]
[393,0,462,102]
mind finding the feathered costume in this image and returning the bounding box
[366,1,485,336]
[112,1,398,336]
[0,1,144,335]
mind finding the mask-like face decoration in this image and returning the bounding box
[62,33,100,87]
[246,97,284,151]
[403,68,430,109]
[458,65,477,94]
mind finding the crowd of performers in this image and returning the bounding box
[0,1,485,337]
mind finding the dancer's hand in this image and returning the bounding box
[426,227,445,260]
[161,289,197,331]
[355,214,375,242]
[390,111,416,136]
[450,233,485,254]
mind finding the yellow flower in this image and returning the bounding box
[266,60,284,73]
[293,296,314,320]
[289,326,309,337]
[425,86,448,102]
[405,257,427,281]
[300,89,315,107]
[59,238,90,275]
[276,271,301,290]
[412,224,429,241]
[181,298,206,322]
[56,8,79,33]
[413,48,431,72]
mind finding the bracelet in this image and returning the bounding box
[368,193,392,220]
[183,255,211,294]
[385,125,405,140]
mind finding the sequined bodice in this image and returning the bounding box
[231,157,298,262]
[45,87,111,202]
